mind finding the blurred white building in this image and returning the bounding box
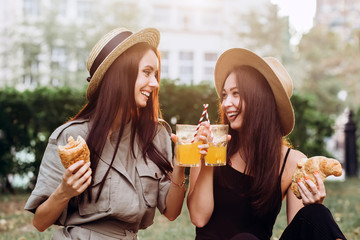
[0,0,273,89]
[315,0,360,41]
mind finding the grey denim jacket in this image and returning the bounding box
[25,119,173,239]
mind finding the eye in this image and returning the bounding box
[143,69,151,76]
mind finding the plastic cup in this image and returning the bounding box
[175,124,201,167]
[205,124,228,166]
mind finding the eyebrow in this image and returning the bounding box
[222,86,238,92]
[143,65,157,70]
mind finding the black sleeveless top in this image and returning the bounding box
[196,148,291,240]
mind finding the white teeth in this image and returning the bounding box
[141,91,150,97]
[228,112,238,117]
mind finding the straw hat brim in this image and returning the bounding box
[214,48,294,136]
[86,28,160,100]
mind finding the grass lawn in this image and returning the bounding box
[0,178,359,240]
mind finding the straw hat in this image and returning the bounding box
[86,27,160,100]
[214,48,294,136]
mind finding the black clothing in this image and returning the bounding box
[195,149,290,240]
[195,148,347,240]
[280,203,347,240]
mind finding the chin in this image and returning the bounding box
[135,101,146,108]
[230,121,241,131]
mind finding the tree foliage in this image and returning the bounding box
[0,81,337,191]
[0,87,86,191]
[288,93,334,157]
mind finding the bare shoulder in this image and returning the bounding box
[286,148,307,168]
[280,146,307,195]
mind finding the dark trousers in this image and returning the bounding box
[280,204,346,240]
[230,204,346,240]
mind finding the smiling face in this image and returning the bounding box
[134,49,159,108]
[221,72,244,131]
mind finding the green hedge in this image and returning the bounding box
[0,80,340,191]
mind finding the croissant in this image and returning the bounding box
[58,136,90,169]
[290,156,342,199]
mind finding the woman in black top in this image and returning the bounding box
[188,48,346,240]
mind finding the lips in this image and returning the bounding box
[141,91,151,98]
[226,111,238,121]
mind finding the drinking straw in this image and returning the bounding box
[192,104,208,142]
[205,108,214,142]
[192,104,214,143]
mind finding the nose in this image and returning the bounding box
[149,75,159,88]
[222,96,232,107]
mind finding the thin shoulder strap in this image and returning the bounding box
[279,148,291,178]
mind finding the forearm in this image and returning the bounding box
[187,163,214,227]
[33,185,71,232]
[164,165,186,221]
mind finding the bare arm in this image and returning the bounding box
[187,159,215,227]
[186,122,215,227]
[286,187,304,224]
[33,161,92,232]
[163,160,186,221]
[285,149,327,224]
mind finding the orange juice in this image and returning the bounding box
[205,143,227,166]
[176,142,201,167]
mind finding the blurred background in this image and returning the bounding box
[0,0,359,238]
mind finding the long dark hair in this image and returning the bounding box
[220,65,283,214]
[73,42,173,202]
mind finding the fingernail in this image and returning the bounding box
[305,177,309,180]
[297,178,301,183]
[314,171,318,175]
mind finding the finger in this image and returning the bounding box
[313,172,326,202]
[73,168,92,189]
[313,172,325,193]
[198,134,208,144]
[198,143,209,155]
[298,180,311,198]
[77,176,92,194]
[227,134,231,142]
[171,133,177,143]
[304,177,318,194]
[200,121,210,128]
[67,160,85,174]
[73,162,91,180]
[298,182,311,205]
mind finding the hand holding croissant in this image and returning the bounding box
[290,156,342,199]
[58,136,90,169]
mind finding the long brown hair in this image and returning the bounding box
[220,65,283,214]
[74,42,172,202]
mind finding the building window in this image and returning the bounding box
[204,53,217,61]
[203,52,217,81]
[77,0,93,19]
[52,47,67,70]
[23,60,39,86]
[59,0,68,17]
[23,0,39,17]
[154,6,170,26]
[179,51,193,84]
[202,11,220,28]
[178,10,195,30]
[23,44,40,86]
[161,51,169,79]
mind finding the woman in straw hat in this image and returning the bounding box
[187,48,346,240]
[24,27,187,239]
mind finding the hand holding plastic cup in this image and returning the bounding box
[175,124,201,167]
[204,124,228,166]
